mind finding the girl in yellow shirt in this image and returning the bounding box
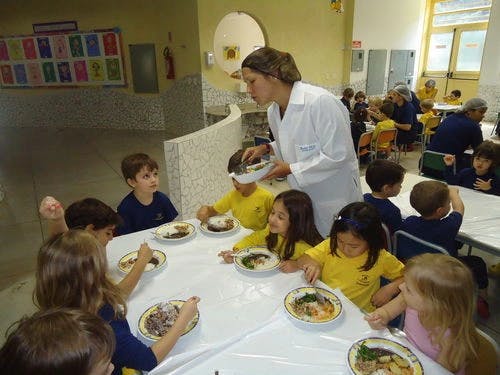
[417,79,438,101]
[297,202,404,312]
[218,190,323,273]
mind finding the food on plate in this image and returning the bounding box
[163,224,190,239]
[144,302,180,337]
[207,217,235,232]
[290,292,335,322]
[240,253,271,269]
[354,343,413,375]
[245,162,268,173]
[119,255,159,272]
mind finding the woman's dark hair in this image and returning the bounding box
[329,202,385,271]
[242,47,301,84]
[353,108,368,122]
[265,190,323,260]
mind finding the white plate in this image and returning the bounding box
[154,221,195,242]
[229,161,273,184]
[118,249,166,275]
[347,337,424,375]
[284,287,342,324]
[233,246,280,272]
[138,300,199,342]
[200,215,240,235]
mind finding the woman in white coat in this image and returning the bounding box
[241,47,362,237]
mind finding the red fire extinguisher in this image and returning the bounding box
[163,47,175,79]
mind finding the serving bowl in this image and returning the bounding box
[229,161,274,184]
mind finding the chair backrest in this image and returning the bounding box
[425,116,441,132]
[465,328,499,375]
[393,230,449,262]
[374,128,397,149]
[419,150,454,179]
[381,223,393,254]
[357,131,373,158]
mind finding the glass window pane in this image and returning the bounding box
[426,33,453,71]
[434,0,491,14]
[456,30,486,71]
[433,9,490,27]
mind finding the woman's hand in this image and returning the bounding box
[218,250,236,263]
[262,160,291,180]
[443,154,455,166]
[279,260,299,273]
[39,196,64,220]
[242,144,269,162]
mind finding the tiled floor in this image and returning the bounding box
[0,126,498,346]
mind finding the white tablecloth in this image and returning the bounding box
[107,220,451,374]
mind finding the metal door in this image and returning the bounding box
[366,49,387,95]
[388,50,415,90]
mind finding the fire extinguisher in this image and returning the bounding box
[163,47,175,79]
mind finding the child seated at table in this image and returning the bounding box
[367,96,383,124]
[365,253,479,374]
[340,87,354,113]
[353,91,368,112]
[35,229,200,375]
[419,98,438,128]
[401,181,490,318]
[218,190,323,273]
[350,108,368,152]
[443,89,462,105]
[443,141,500,196]
[371,102,396,157]
[39,196,153,299]
[0,308,116,375]
[297,202,404,312]
[363,159,405,234]
[197,149,274,231]
[117,153,178,235]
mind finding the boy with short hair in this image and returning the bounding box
[353,91,368,112]
[371,102,396,153]
[197,149,274,231]
[443,89,462,105]
[401,180,490,318]
[118,153,178,235]
[363,159,405,234]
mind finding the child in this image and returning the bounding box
[197,149,274,231]
[401,181,490,318]
[218,190,323,273]
[363,159,405,234]
[443,89,462,105]
[419,98,438,129]
[350,107,368,151]
[444,141,500,196]
[35,229,200,375]
[39,196,152,299]
[340,87,354,113]
[367,96,383,124]
[0,308,115,375]
[353,91,368,112]
[365,253,479,374]
[371,102,396,155]
[417,79,438,101]
[118,153,178,235]
[297,202,405,312]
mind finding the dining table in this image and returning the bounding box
[107,218,452,374]
[433,103,461,117]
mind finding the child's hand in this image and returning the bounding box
[137,242,153,263]
[39,196,64,220]
[177,296,200,325]
[196,206,210,223]
[443,154,455,166]
[364,312,387,330]
[279,260,299,273]
[474,178,492,191]
[302,263,321,284]
[217,250,235,263]
[371,285,397,307]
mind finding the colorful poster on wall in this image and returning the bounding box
[1,65,14,84]
[0,29,125,87]
[0,41,9,60]
[53,36,69,59]
[69,35,84,57]
[42,62,57,82]
[223,45,240,60]
[22,39,37,59]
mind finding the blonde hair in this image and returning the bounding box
[367,96,383,108]
[35,230,126,318]
[420,99,434,110]
[405,254,478,372]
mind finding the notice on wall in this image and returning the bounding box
[352,40,362,48]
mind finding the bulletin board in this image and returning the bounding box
[0,28,126,88]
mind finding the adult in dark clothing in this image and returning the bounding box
[394,81,421,114]
[390,85,419,147]
[427,98,486,171]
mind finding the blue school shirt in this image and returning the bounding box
[99,304,157,375]
[401,211,462,256]
[392,101,418,144]
[363,193,402,234]
[353,102,368,112]
[444,166,500,196]
[117,191,178,235]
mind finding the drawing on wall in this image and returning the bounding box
[223,46,240,60]
[0,29,125,87]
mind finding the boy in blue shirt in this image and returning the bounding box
[117,153,178,235]
[363,160,405,234]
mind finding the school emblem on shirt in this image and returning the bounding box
[154,213,164,221]
[357,274,370,286]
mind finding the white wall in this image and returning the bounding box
[351,0,426,92]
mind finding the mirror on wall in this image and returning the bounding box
[213,12,265,79]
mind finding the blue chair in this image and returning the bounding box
[393,230,449,262]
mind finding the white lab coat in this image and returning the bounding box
[268,81,362,237]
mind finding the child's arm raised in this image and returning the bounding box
[365,293,406,330]
[151,296,200,361]
[39,196,69,236]
[196,205,219,223]
[448,186,464,216]
[297,254,322,284]
[117,242,153,299]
